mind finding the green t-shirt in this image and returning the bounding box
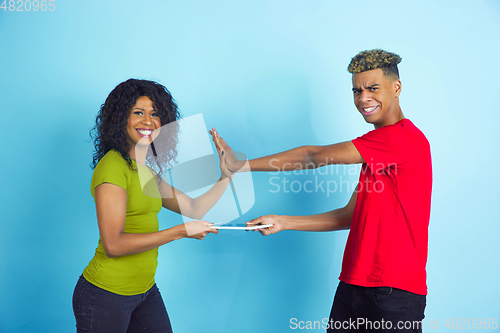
[83,150,162,295]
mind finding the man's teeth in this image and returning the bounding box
[137,129,153,135]
[364,106,377,113]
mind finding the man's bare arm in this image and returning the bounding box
[246,188,358,235]
[210,128,364,172]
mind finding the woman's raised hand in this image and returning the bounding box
[209,127,239,173]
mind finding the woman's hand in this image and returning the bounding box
[217,149,234,180]
[246,214,285,236]
[209,127,240,173]
[181,220,218,240]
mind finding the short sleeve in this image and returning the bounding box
[352,124,408,173]
[90,151,130,198]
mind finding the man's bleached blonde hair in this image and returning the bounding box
[348,49,402,79]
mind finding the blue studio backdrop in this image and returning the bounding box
[1,1,499,332]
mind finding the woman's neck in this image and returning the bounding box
[129,145,148,166]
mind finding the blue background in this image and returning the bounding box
[1,0,499,332]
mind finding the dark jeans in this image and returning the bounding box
[73,275,173,333]
[327,281,426,333]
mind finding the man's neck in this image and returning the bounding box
[374,109,405,129]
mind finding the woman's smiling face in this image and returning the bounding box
[125,96,161,150]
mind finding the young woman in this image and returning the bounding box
[73,79,230,332]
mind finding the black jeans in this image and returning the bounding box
[73,275,173,333]
[327,281,426,332]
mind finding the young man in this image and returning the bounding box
[211,49,432,332]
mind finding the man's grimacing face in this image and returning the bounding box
[351,68,402,129]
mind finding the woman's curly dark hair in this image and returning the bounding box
[90,78,181,179]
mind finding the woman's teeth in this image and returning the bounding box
[137,129,153,136]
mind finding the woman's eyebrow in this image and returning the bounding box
[132,107,158,111]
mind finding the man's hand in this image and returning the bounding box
[246,214,285,236]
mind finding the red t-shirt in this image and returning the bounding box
[339,119,432,295]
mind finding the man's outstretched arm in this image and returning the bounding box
[210,128,364,172]
[246,188,358,235]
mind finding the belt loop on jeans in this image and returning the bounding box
[373,286,393,294]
